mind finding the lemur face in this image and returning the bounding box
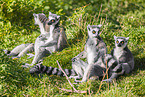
[114,36,129,48]
[47,12,60,25]
[33,13,47,25]
[87,24,102,38]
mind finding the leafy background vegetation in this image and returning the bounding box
[0,0,145,96]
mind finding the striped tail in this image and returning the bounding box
[29,63,76,77]
[38,13,47,23]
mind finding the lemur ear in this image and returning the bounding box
[57,15,60,20]
[87,24,91,31]
[97,24,102,28]
[33,13,38,18]
[33,13,36,16]
[126,37,129,41]
[41,13,45,16]
[114,35,117,40]
[49,12,52,15]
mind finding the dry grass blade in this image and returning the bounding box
[56,60,87,94]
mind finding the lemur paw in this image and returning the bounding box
[27,53,35,59]
[22,63,32,68]
[75,79,82,83]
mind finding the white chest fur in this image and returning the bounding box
[45,25,54,43]
[39,22,46,34]
[87,45,96,65]
[114,47,123,61]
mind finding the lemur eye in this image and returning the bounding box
[92,31,96,34]
[116,41,119,43]
[51,19,55,22]
[121,41,124,44]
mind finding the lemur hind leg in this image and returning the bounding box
[69,57,87,81]
[103,63,125,82]
[12,43,34,59]
[32,47,51,64]
[77,64,93,82]
[27,53,35,59]
[75,63,106,83]
[7,43,32,57]
[89,64,106,79]
[23,47,50,68]
[122,63,132,74]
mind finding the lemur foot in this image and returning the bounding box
[69,75,81,80]
[2,49,11,55]
[27,53,35,59]
[69,76,83,83]
[74,79,82,83]
[102,79,112,82]
[22,63,33,68]
[75,79,87,83]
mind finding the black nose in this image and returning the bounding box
[47,20,53,25]
[48,22,52,25]
[117,43,122,47]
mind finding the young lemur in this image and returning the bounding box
[2,13,49,59]
[102,36,134,82]
[112,36,134,73]
[23,12,67,67]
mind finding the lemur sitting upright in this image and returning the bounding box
[112,36,134,73]
[23,12,67,67]
[69,24,108,82]
[102,36,134,82]
[2,13,49,59]
[104,36,134,82]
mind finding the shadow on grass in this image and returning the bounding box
[132,48,145,71]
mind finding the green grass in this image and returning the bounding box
[0,0,145,96]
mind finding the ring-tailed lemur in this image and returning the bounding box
[69,24,108,82]
[39,12,67,52]
[102,36,134,82]
[112,36,134,73]
[23,12,67,67]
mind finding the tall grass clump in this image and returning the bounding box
[0,0,145,96]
